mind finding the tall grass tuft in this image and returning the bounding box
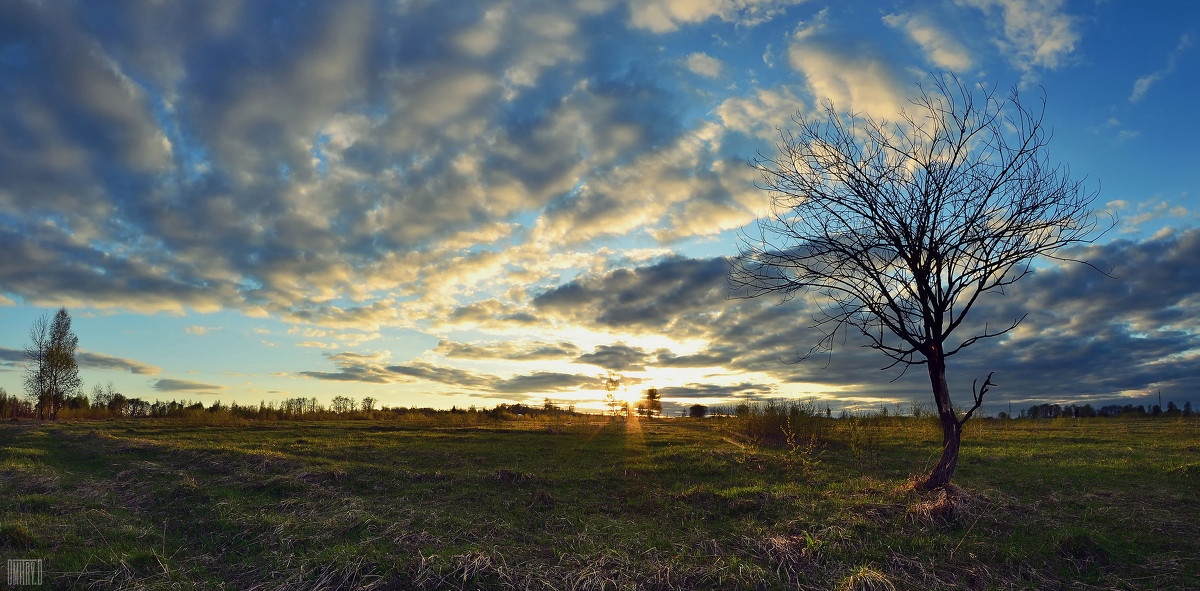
[725,399,826,447]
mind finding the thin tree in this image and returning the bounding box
[24,308,83,420]
[603,372,622,417]
[730,74,1111,489]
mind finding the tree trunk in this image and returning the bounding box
[920,347,961,490]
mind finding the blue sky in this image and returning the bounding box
[1,0,1197,414]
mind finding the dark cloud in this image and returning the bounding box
[653,348,734,368]
[2,347,160,376]
[386,361,496,390]
[0,348,24,364]
[154,378,223,392]
[492,372,596,394]
[658,382,776,400]
[385,361,596,396]
[76,350,162,375]
[299,369,391,384]
[522,229,1200,409]
[533,256,731,336]
[441,299,540,329]
[300,352,403,384]
[300,352,597,398]
[434,340,581,361]
[573,343,652,371]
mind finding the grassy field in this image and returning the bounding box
[1,415,1197,590]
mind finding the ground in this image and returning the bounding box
[1,414,1197,590]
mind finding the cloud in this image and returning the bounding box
[386,360,596,396]
[654,348,733,368]
[1110,200,1192,235]
[683,52,723,77]
[297,341,339,349]
[627,0,803,33]
[300,351,400,384]
[522,228,1200,408]
[386,360,497,390]
[153,378,224,392]
[1130,34,1192,103]
[433,340,581,361]
[491,371,596,394]
[658,382,775,400]
[1,347,161,377]
[882,13,972,71]
[573,343,653,371]
[77,350,163,375]
[717,86,808,140]
[957,0,1079,76]
[185,325,221,335]
[787,38,907,119]
[0,1,685,327]
[0,0,773,337]
[0,348,25,367]
[532,256,731,336]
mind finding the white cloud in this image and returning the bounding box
[717,85,808,139]
[1131,34,1192,103]
[531,121,729,246]
[298,341,340,349]
[957,0,1079,75]
[684,52,723,77]
[455,4,508,56]
[1114,200,1193,235]
[627,0,803,33]
[787,42,907,119]
[882,13,972,71]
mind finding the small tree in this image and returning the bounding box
[689,403,708,418]
[361,396,377,413]
[731,74,1111,489]
[24,308,83,420]
[640,388,663,418]
[603,373,622,417]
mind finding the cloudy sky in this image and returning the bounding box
[1,0,1197,415]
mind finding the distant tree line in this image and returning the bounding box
[1020,401,1193,419]
[0,385,587,422]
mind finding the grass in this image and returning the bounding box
[1,415,1197,590]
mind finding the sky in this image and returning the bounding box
[0,0,1198,416]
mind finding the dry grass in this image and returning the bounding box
[1,417,1198,589]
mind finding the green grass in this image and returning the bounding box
[1,416,1197,589]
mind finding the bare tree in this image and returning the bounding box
[731,75,1112,489]
[603,372,622,417]
[24,308,83,420]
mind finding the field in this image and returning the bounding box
[1,415,1198,590]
